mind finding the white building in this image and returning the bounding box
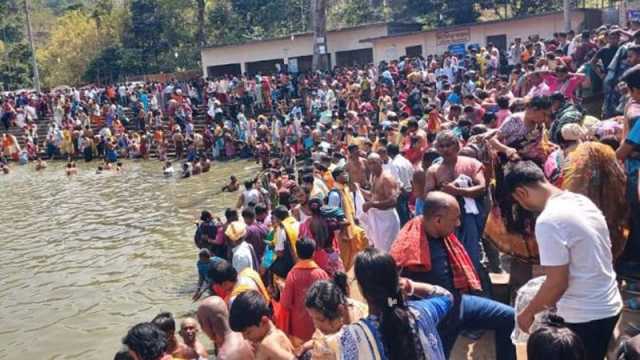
[200,22,421,77]
[200,9,604,77]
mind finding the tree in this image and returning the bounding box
[36,11,99,86]
[195,0,206,46]
[0,43,33,89]
[312,0,328,71]
[328,0,383,28]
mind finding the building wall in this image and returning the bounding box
[201,12,594,76]
[201,24,388,76]
[371,12,588,63]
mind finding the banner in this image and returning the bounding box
[436,28,471,46]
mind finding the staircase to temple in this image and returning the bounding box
[2,105,211,160]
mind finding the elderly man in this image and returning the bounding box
[358,152,400,252]
[390,191,516,360]
[425,130,487,281]
[196,296,254,360]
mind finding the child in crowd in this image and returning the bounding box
[229,290,295,359]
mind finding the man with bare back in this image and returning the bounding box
[358,152,400,252]
[412,149,441,216]
[345,143,368,189]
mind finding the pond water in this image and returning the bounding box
[0,159,260,359]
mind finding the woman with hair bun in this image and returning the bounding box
[297,272,368,359]
[527,315,586,360]
[302,248,452,360]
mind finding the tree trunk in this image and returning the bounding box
[196,0,206,47]
[311,0,328,71]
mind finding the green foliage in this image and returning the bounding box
[0,0,35,90]
[4,0,569,87]
[0,43,34,90]
[328,0,384,28]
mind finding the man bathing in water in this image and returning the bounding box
[222,176,240,192]
[35,157,47,171]
[177,317,208,359]
[197,296,254,360]
[66,162,78,176]
[359,152,401,252]
[163,161,174,177]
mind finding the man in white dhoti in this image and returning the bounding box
[358,152,400,252]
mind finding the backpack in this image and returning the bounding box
[194,223,206,249]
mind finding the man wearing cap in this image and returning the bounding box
[225,221,258,273]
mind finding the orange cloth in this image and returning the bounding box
[390,217,481,293]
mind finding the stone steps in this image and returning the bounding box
[4,105,213,159]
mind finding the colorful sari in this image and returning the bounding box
[322,296,451,360]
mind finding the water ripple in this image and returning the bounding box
[0,159,258,359]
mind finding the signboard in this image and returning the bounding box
[629,9,640,22]
[436,28,471,46]
[448,43,466,56]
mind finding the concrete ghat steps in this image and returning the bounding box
[4,105,213,160]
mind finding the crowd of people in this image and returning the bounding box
[3,22,640,360]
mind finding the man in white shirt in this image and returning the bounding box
[224,221,257,273]
[509,38,525,67]
[505,161,622,360]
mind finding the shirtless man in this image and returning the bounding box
[345,143,368,189]
[66,162,78,176]
[222,176,239,192]
[424,130,486,274]
[412,149,441,216]
[35,157,47,171]
[173,130,185,160]
[151,312,193,360]
[229,290,295,360]
[177,317,208,360]
[424,131,486,204]
[197,296,255,360]
[359,152,400,252]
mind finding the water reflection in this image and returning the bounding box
[0,159,259,359]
